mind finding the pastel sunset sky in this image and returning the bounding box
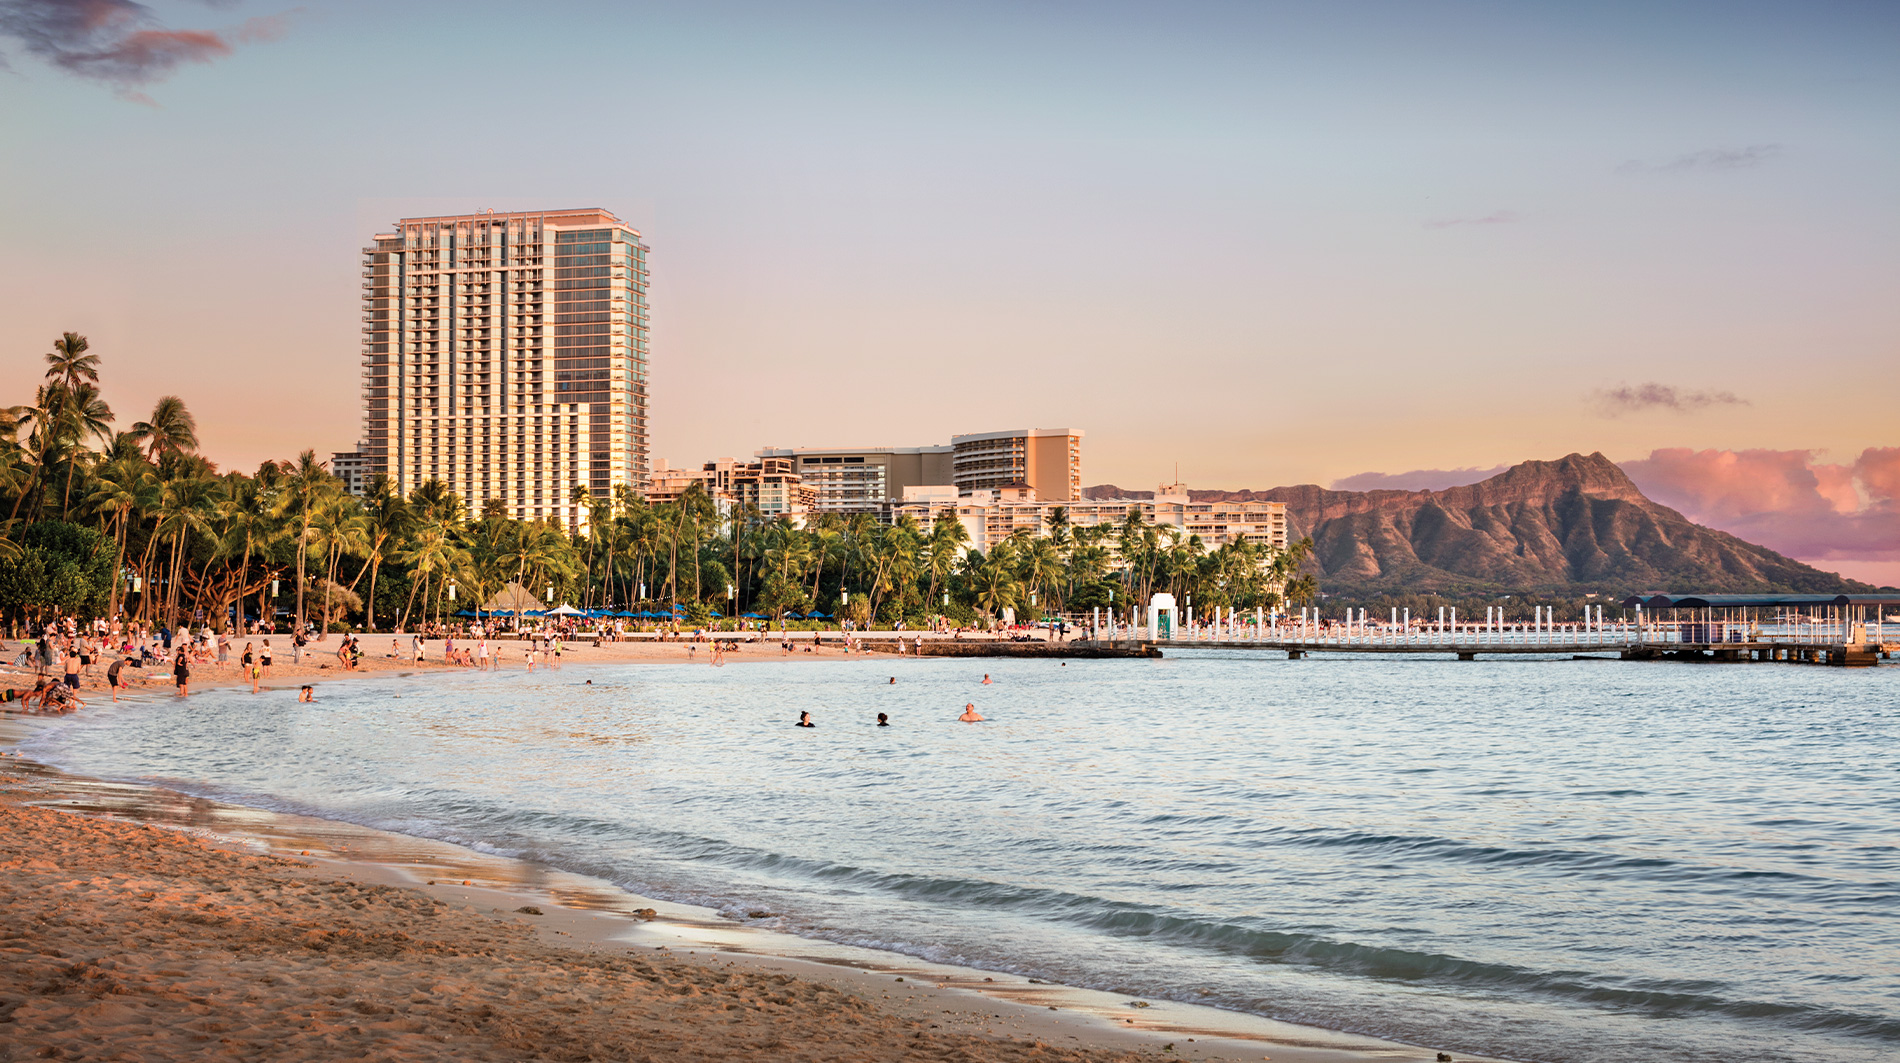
[2,1,1895,582]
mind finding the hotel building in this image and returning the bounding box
[753,445,955,515]
[951,428,1082,502]
[889,483,1288,553]
[646,457,816,518]
[359,208,649,528]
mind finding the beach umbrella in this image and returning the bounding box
[707,610,722,618]
[805,610,831,619]
[548,604,586,616]
[742,612,765,619]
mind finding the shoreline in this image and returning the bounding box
[1,707,1498,1063]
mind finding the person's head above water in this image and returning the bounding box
[959,703,984,722]
[877,712,889,726]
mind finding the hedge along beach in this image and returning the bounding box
[10,650,1897,1063]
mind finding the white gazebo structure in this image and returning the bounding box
[1147,592,1179,640]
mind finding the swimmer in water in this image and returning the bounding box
[796,711,815,728]
[959,703,984,722]
[298,685,315,702]
[981,674,992,684]
[889,677,896,684]
[877,712,889,727]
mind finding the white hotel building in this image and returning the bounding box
[358,208,649,528]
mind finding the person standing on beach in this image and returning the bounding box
[478,638,490,671]
[260,639,273,677]
[172,652,190,697]
[243,643,259,693]
[62,646,81,690]
[106,655,126,702]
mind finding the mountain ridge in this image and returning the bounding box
[1084,453,1870,594]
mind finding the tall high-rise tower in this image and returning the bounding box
[360,208,649,528]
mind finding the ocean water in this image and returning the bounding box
[21,651,1900,1063]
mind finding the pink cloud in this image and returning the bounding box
[1621,447,1900,577]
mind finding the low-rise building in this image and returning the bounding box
[755,445,953,515]
[645,457,815,518]
[888,482,1287,553]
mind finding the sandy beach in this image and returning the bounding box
[1,630,898,706]
[0,702,1476,1063]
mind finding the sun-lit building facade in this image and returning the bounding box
[360,208,649,528]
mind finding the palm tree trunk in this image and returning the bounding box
[294,521,308,634]
[365,557,381,632]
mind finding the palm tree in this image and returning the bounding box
[57,382,115,516]
[923,511,969,612]
[152,470,216,628]
[128,396,199,462]
[90,455,159,620]
[274,450,336,636]
[309,494,369,633]
[355,477,413,631]
[971,541,1022,623]
[44,333,100,392]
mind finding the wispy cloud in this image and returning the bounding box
[0,0,289,100]
[1423,210,1518,230]
[1617,144,1783,175]
[1592,382,1749,417]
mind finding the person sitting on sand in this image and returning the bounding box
[298,685,315,702]
[796,711,815,728]
[959,703,984,722]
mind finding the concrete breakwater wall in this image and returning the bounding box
[860,639,1161,659]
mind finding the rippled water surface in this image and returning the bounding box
[24,651,1900,1063]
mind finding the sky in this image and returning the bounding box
[2,1,1895,582]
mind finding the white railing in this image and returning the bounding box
[1086,617,1890,650]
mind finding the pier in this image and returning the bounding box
[1078,593,1899,667]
